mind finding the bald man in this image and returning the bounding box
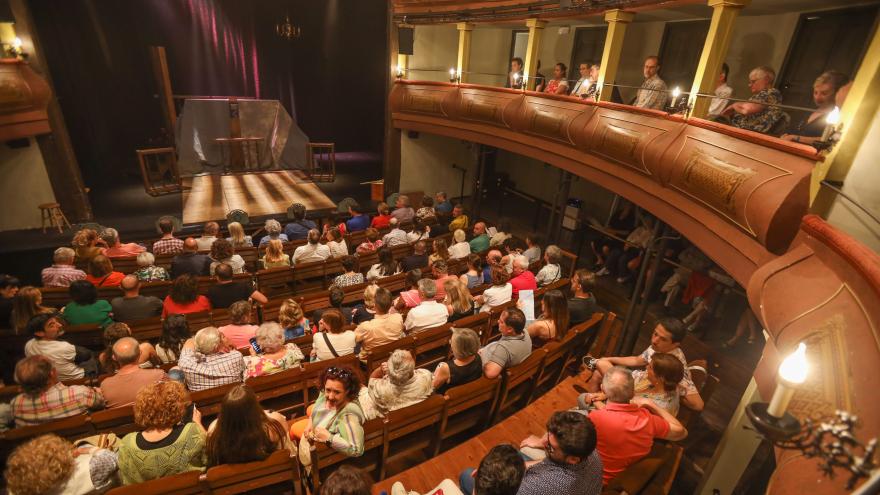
[170,237,212,278]
[111,275,163,322]
[469,222,490,253]
[99,337,167,407]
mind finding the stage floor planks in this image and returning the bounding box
[181,171,336,225]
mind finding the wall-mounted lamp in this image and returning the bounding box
[394,65,404,79]
[4,36,25,59]
[666,86,690,115]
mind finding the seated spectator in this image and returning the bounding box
[444,278,475,322]
[11,286,53,335]
[162,274,211,318]
[367,246,401,280]
[11,355,103,426]
[356,227,383,255]
[401,240,429,272]
[509,255,537,298]
[523,234,542,264]
[501,238,527,273]
[482,249,503,284]
[382,218,409,247]
[568,269,604,325]
[311,309,356,361]
[98,322,158,373]
[371,202,393,229]
[449,229,471,259]
[707,63,733,118]
[722,66,787,135]
[0,274,19,328]
[622,353,684,415]
[394,269,423,311]
[261,239,290,269]
[448,205,470,234]
[178,326,244,391]
[600,218,653,283]
[391,194,415,224]
[218,300,258,349]
[635,56,668,110]
[279,298,310,340]
[293,229,331,265]
[434,192,453,215]
[170,237,212,278]
[244,322,304,378]
[117,381,206,483]
[527,290,570,347]
[63,279,113,327]
[258,218,289,247]
[153,217,184,255]
[24,313,93,381]
[405,279,448,333]
[416,195,436,222]
[489,220,512,248]
[359,349,432,419]
[41,246,86,287]
[196,221,220,251]
[782,70,850,145]
[100,337,167,407]
[570,61,593,98]
[135,252,169,282]
[428,238,451,268]
[587,366,686,485]
[433,327,482,394]
[313,286,354,326]
[585,317,703,411]
[209,239,246,275]
[325,465,374,495]
[206,385,291,465]
[460,253,483,289]
[476,266,512,313]
[334,255,365,287]
[207,263,268,309]
[346,202,371,232]
[431,260,458,302]
[480,307,531,379]
[544,62,570,95]
[85,254,125,287]
[284,203,317,240]
[102,227,146,258]
[351,284,379,324]
[452,444,525,495]
[156,314,190,363]
[355,287,403,361]
[72,228,107,267]
[226,221,253,248]
[516,411,603,495]
[406,219,431,243]
[325,227,348,258]
[469,222,490,253]
[294,366,365,463]
[5,434,118,494]
[536,245,563,287]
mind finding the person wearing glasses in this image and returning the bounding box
[721,66,787,135]
[634,56,668,110]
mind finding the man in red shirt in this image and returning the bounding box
[101,227,145,258]
[509,255,537,298]
[586,366,686,485]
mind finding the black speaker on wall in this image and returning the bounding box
[399,27,414,55]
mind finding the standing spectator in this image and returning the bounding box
[24,314,93,381]
[261,239,291,269]
[153,218,184,255]
[258,219,289,247]
[170,238,211,278]
[209,239,246,275]
[782,70,850,145]
[156,314,190,364]
[206,385,291,465]
[41,247,86,288]
[404,279,448,333]
[292,229,331,265]
[476,266,512,313]
[346,203,371,232]
[100,337,167,407]
[432,327,482,394]
[480,307,531,379]
[448,204,469,231]
[218,300,258,349]
[382,218,409,247]
[535,245,563,287]
[279,299,310,340]
[459,254,483,289]
[371,202,393,229]
[311,309,356,361]
[10,356,103,426]
[359,350,433,420]
[11,286,53,334]
[469,222,490,253]
[177,327,245,391]
[243,322,304,378]
[401,240,429,272]
[85,255,125,288]
[367,246,401,280]
[111,275,163,322]
[391,195,415,224]
[334,255,365,287]
[634,56,668,110]
[134,252,169,282]
[509,255,537,298]
[416,196,436,222]
[206,263,267,309]
[355,287,404,361]
[707,63,733,118]
[5,434,118,494]
[161,274,211,318]
[63,280,113,327]
[527,290,570,347]
[102,228,145,258]
[568,269,604,325]
[544,63,570,95]
[449,230,471,259]
[434,192,453,215]
[326,227,349,258]
[722,66,787,134]
[196,222,220,251]
[226,221,253,248]
[284,203,317,241]
[356,228,384,255]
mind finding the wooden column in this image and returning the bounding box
[688,0,751,119]
[523,19,547,91]
[596,9,635,102]
[456,22,474,83]
[383,11,402,196]
[149,46,177,134]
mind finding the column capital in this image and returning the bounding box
[525,18,547,29]
[456,22,475,31]
[604,9,635,24]
[708,0,751,7]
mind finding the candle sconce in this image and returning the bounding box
[449,68,460,84]
[666,87,690,115]
[812,106,842,152]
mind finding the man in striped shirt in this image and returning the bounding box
[10,355,103,427]
[152,217,184,255]
[176,326,245,391]
[41,247,87,287]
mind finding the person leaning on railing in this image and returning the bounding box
[719,66,788,135]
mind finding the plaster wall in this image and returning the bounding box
[400,132,478,202]
[0,139,57,231]
[410,24,459,82]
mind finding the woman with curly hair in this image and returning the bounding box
[4,433,118,494]
[85,254,125,287]
[117,381,206,484]
[71,228,107,268]
[209,238,246,275]
[278,298,309,340]
[258,218,289,247]
[161,274,211,318]
[206,385,291,465]
[10,286,54,334]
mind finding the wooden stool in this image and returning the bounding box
[38,203,71,234]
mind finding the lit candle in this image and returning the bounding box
[767,343,808,418]
[821,106,841,142]
[449,68,457,82]
[671,86,681,108]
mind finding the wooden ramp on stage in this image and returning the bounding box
[181,170,335,225]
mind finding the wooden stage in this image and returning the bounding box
[181,170,336,225]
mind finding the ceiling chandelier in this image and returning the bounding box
[276,13,302,40]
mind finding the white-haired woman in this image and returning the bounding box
[258,219,289,247]
[358,349,433,420]
[721,66,786,135]
[134,252,169,281]
[535,245,563,287]
[433,327,483,394]
[448,229,471,259]
[243,322,305,378]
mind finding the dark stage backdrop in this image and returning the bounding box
[28,0,388,187]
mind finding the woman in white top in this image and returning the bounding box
[366,246,401,281]
[535,244,563,287]
[325,227,348,258]
[293,229,331,265]
[448,229,471,259]
[209,239,246,275]
[476,266,513,313]
[310,309,356,361]
[406,221,431,244]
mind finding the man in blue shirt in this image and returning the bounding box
[284,203,316,240]
[345,203,370,232]
[435,191,453,215]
